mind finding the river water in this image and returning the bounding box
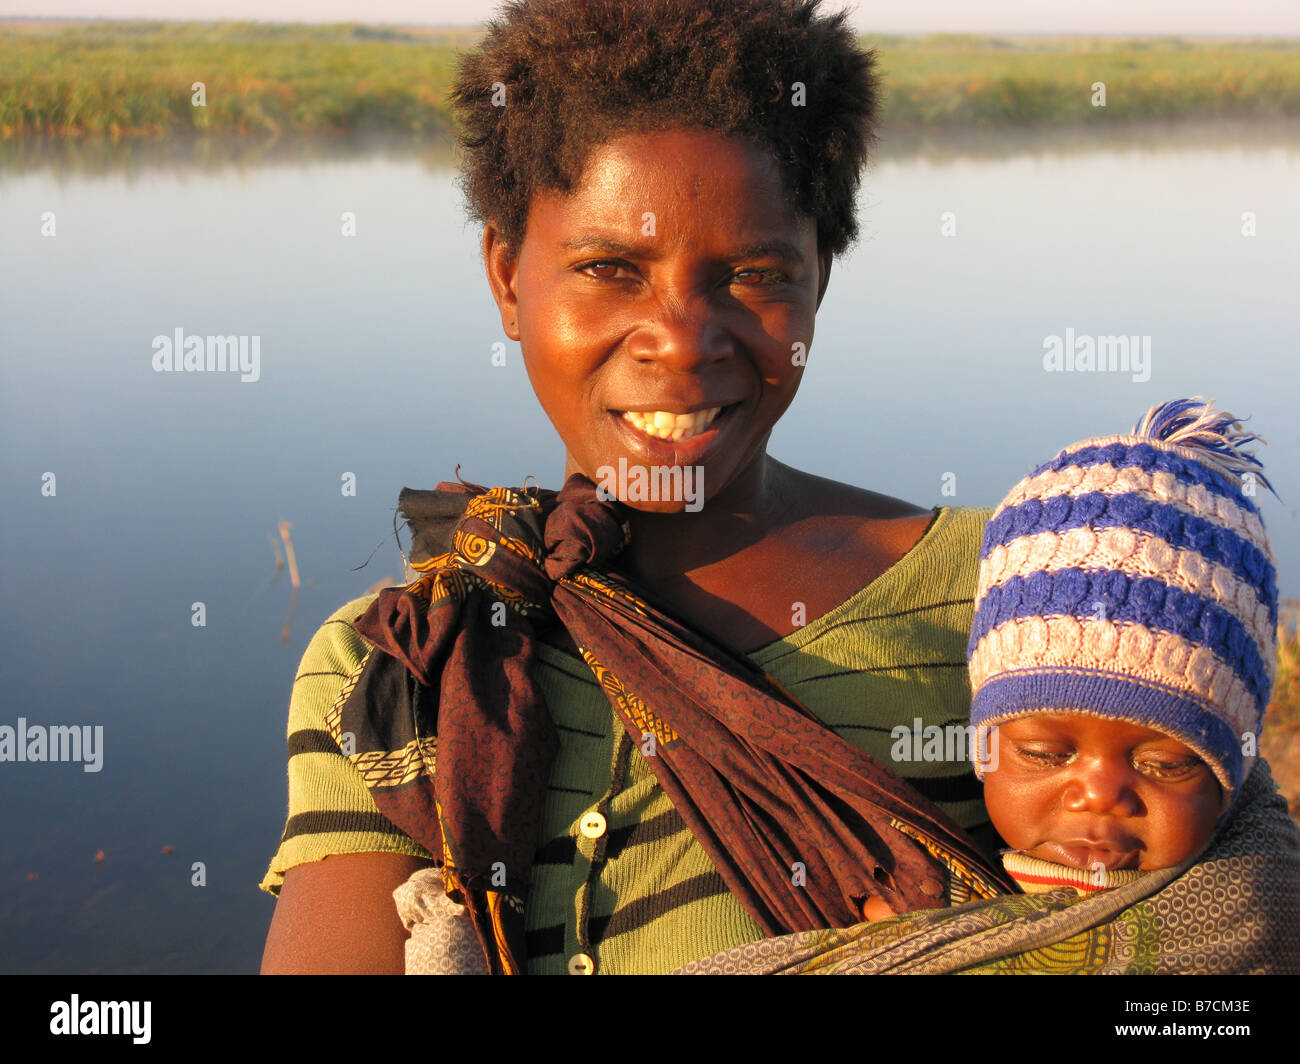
[1,119,1296,972]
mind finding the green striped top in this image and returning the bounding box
[260,505,995,974]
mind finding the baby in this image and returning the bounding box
[967,397,1277,895]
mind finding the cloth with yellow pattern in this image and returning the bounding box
[331,473,1015,974]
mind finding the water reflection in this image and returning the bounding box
[1,118,1296,973]
[3,117,1296,181]
[0,128,460,180]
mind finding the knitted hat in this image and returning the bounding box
[968,398,1278,806]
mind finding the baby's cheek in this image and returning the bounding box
[981,770,1033,849]
[1146,785,1224,867]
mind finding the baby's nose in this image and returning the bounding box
[1062,757,1142,816]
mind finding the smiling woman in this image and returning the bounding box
[258,0,1294,978]
[488,130,823,518]
[258,0,1021,976]
[484,127,880,641]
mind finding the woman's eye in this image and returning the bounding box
[577,262,787,285]
[579,260,630,280]
[731,268,786,286]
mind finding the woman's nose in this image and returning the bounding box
[1061,758,1143,817]
[625,292,734,374]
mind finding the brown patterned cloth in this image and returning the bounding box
[333,473,1015,974]
[673,757,1300,974]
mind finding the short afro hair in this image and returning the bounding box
[450,0,880,261]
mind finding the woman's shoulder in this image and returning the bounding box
[281,592,383,750]
[795,470,992,593]
[261,590,433,898]
[296,592,382,677]
[913,504,995,560]
[756,504,996,659]
[778,463,992,549]
[882,504,993,605]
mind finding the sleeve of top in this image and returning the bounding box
[259,593,436,897]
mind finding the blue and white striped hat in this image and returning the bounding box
[968,398,1278,805]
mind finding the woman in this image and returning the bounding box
[257,0,1290,975]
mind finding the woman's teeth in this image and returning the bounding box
[621,407,722,442]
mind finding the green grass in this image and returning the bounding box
[867,33,1300,125]
[1262,601,1300,819]
[2,21,1299,138]
[1269,601,1300,728]
[0,21,471,138]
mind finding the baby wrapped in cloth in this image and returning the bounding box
[675,399,1300,974]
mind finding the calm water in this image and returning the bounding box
[1,121,1297,972]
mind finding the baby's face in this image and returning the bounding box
[982,713,1224,872]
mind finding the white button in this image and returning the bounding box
[567,952,595,975]
[579,812,607,839]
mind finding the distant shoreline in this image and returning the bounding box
[3,21,1299,139]
[3,18,1299,39]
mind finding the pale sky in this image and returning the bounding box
[5,0,1300,35]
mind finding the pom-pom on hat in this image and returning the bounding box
[968,398,1278,806]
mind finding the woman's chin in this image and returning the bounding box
[586,455,710,515]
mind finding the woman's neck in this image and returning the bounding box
[565,450,795,583]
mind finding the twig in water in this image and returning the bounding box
[278,521,302,643]
[269,533,285,574]
[278,521,301,589]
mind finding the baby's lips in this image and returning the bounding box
[1034,837,1138,868]
[1052,841,1141,871]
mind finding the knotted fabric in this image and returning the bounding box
[330,473,1014,974]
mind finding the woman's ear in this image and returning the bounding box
[482,222,521,341]
[815,248,833,311]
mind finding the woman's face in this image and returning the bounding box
[484,127,831,512]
